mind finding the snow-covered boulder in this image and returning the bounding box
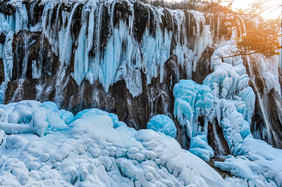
[147,114,177,138]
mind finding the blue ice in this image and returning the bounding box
[147,114,176,138]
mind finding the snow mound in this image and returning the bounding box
[0,100,73,136]
[215,137,282,187]
[0,100,227,187]
[147,114,177,138]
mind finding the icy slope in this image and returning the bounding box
[0,100,226,187]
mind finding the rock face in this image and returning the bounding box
[0,0,281,149]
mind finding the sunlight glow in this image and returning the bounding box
[231,0,281,20]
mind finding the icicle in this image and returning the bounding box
[15,4,28,33]
[0,0,241,100]
[60,3,80,66]
[0,31,14,83]
[72,20,87,85]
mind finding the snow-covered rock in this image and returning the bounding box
[0,100,226,187]
[147,114,177,138]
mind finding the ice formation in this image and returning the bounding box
[0,100,73,136]
[245,54,282,145]
[0,94,280,186]
[173,44,282,186]
[0,0,243,100]
[0,100,227,187]
[0,0,281,186]
[173,79,214,161]
[147,114,176,138]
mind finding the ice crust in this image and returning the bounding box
[0,100,226,187]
